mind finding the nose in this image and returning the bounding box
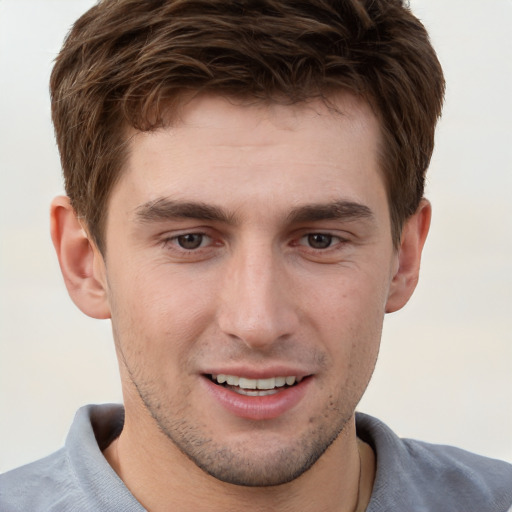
[217,240,299,351]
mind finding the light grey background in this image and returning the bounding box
[1,0,511,472]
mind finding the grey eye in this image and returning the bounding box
[177,233,204,249]
[307,234,333,249]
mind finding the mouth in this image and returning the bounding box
[207,374,305,397]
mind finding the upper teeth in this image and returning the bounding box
[212,374,300,390]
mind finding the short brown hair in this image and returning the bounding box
[51,0,445,252]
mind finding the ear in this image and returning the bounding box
[385,199,431,313]
[50,196,111,319]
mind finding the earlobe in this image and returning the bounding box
[50,196,111,319]
[385,199,431,314]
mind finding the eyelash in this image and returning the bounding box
[162,232,213,252]
[162,231,348,256]
[297,233,346,250]
[172,233,211,250]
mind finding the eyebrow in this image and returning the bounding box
[134,197,374,225]
[134,198,237,224]
[287,200,374,224]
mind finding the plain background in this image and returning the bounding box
[0,0,511,473]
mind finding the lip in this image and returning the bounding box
[204,366,310,380]
[201,373,312,421]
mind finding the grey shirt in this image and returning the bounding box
[1,404,511,511]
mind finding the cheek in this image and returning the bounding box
[107,261,216,363]
[305,264,389,328]
[303,268,387,372]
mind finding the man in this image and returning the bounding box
[1,0,511,510]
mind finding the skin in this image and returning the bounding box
[51,93,430,511]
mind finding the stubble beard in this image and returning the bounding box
[130,373,352,487]
[112,310,371,488]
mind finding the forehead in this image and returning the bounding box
[165,92,380,151]
[112,93,387,225]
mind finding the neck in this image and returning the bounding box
[103,407,375,512]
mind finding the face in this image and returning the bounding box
[101,94,398,486]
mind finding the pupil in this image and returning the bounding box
[178,234,203,249]
[308,233,332,249]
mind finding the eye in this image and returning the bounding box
[303,233,335,249]
[160,231,221,261]
[174,233,208,250]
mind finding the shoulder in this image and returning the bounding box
[399,438,512,510]
[0,448,84,511]
[356,412,512,512]
[0,404,142,512]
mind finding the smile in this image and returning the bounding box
[210,374,304,396]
